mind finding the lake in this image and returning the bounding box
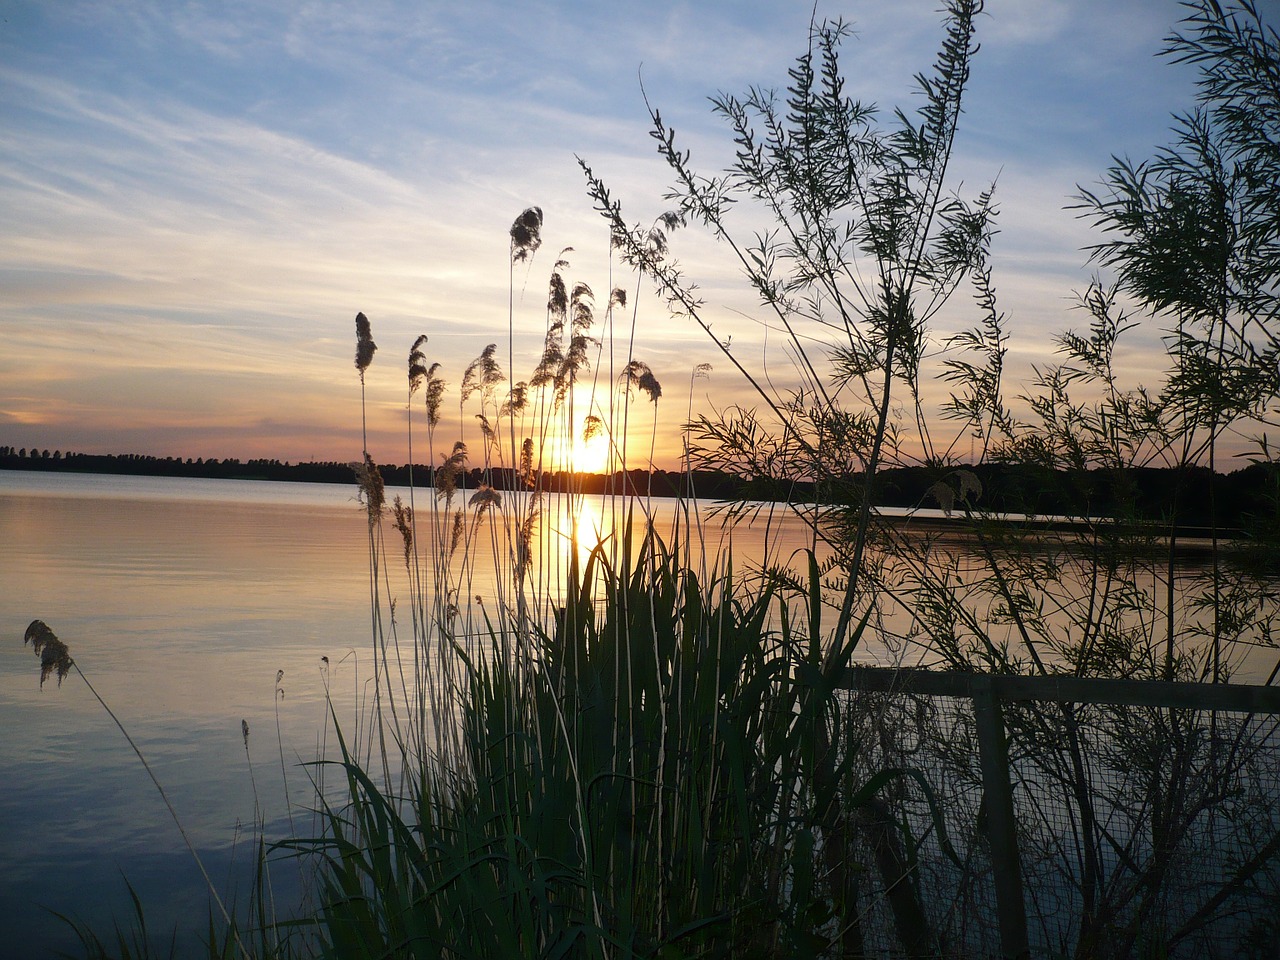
[0,472,375,956]
[0,470,829,957]
[3,470,1275,957]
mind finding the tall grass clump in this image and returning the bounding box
[286,199,967,958]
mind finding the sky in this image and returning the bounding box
[0,0,1248,471]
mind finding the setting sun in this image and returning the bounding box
[529,387,617,475]
[570,415,610,474]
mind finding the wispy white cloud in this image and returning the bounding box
[0,0,1233,465]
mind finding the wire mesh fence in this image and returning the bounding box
[833,668,1280,959]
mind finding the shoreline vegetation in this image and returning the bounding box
[3,449,1278,537]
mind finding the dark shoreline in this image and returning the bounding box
[2,449,1277,537]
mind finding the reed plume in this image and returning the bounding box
[392,496,414,567]
[461,344,505,403]
[468,484,501,516]
[408,335,430,394]
[425,378,446,428]
[25,618,72,688]
[448,509,465,556]
[571,282,594,331]
[352,453,385,521]
[515,492,541,578]
[519,436,535,485]
[500,382,529,419]
[547,264,568,319]
[354,312,377,375]
[644,211,684,259]
[623,360,662,403]
[510,206,543,263]
[559,282,597,397]
[409,336,446,426]
[435,441,468,502]
[532,274,567,390]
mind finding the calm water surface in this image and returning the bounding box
[3,471,1274,956]
[0,473,394,957]
[0,471,809,957]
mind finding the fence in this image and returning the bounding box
[836,666,1280,959]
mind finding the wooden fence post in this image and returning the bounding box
[971,676,1030,960]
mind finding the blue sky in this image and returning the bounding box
[0,1,1220,468]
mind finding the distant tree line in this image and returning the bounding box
[0,445,742,499]
[2,444,1277,536]
[0,447,356,484]
[867,461,1280,537]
